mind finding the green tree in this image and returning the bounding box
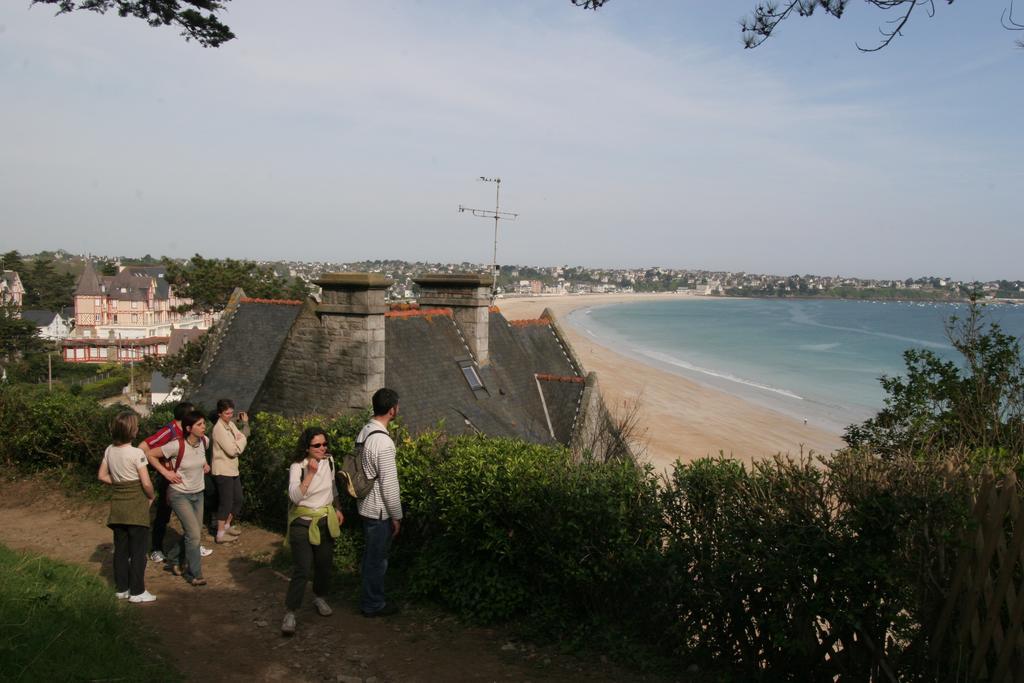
[0,305,45,369]
[578,0,1023,51]
[1,250,25,274]
[140,328,208,393]
[97,259,119,276]
[32,0,234,47]
[22,258,76,312]
[164,254,309,313]
[844,300,1024,458]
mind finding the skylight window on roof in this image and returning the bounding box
[461,365,484,391]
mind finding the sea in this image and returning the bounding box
[566,298,1024,434]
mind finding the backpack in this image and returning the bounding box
[339,429,389,499]
[165,433,209,472]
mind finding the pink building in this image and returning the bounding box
[63,262,212,363]
[1,270,25,309]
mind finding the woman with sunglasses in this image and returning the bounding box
[281,427,344,635]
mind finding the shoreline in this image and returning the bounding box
[497,293,847,472]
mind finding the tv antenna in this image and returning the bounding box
[458,176,518,300]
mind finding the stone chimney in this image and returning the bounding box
[414,273,493,365]
[314,272,392,410]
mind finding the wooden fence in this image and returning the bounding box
[930,469,1024,682]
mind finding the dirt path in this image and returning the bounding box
[0,475,680,683]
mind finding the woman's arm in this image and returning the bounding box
[98,456,112,484]
[287,463,308,505]
[214,421,245,457]
[137,464,155,500]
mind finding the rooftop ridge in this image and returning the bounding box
[535,373,585,384]
[507,316,551,327]
[239,297,304,306]
[385,307,453,319]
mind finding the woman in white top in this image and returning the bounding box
[160,410,211,586]
[98,411,156,603]
[281,427,344,635]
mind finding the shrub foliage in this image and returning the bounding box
[0,382,1010,678]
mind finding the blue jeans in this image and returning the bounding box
[167,489,204,580]
[360,516,393,613]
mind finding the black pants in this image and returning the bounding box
[285,518,333,611]
[214,475,242,522]
[150,475,171,553]
[111,524,148,595]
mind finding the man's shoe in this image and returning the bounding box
[361,603,400,618]
[115,590,131,600]
[215,535,238,544]
[128,591,157,603]
[149,550,165,563]
[281,612,296,636]
[200,546,213,557]
[226,526,242,537]
[312,597,333,617]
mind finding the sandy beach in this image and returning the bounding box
[498,293,847,472]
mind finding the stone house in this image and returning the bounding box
[187,273,619,457]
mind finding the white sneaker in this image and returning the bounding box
[129,590,157,603]
[115,590,130,600]
[200,546,213,557]
[281,611,296,635]
[149,551,165,563]
[312,597,333,617]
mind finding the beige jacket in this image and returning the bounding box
[211,419,249,477]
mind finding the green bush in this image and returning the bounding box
[0,384,117,470]
[79,369,131,399]
[399,435,663,633]
[659,452,982,679]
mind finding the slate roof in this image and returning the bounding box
[187,296,587,448]
[20,309,59,326]
[74,262,104,296]
[167,327,204,355]
[384,312,552,442]
[187,298,302,413]
[383,309,585,446]
[106,269,155,301]
[150,372,172,395]
[126,266,171,299]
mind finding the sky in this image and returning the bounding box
[1,1,1021,281]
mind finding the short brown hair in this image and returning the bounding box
[110,411,139,446]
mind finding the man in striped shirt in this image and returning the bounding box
[357,388,403,617]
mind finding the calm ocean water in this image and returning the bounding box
[566,298,1024,433]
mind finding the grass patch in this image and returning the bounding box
[0,543,178,681]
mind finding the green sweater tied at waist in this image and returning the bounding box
[107,480,151,528]
[286,505,340,546]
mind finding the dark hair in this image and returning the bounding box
[172,401,195,422]
[110,410,139,446]
[295,427,329,462]
[216,398,235,417]
[182,410,206,436]
[372,388,399,416]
